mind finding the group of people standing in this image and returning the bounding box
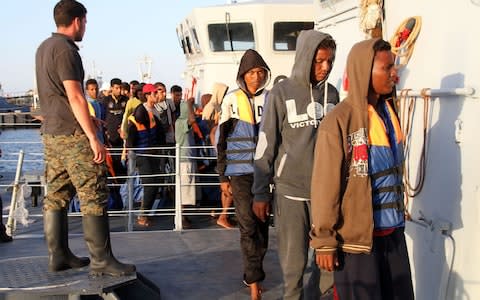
[84,77,186,226]
[215,22,414,300]
[33,0,414,299]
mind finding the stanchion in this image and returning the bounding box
[174,144,183,231]
[6,149,24,236]
[127,150,136,232]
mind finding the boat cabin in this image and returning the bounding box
[176,0,314,100]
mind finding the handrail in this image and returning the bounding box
[0,141,230,233]
[397,87,476,98]
[315,5,358,24]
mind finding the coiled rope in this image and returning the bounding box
[398,88,431,218]
[390,16,422,66]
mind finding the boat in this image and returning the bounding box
[176,0,315,99]
[178,0,480,298]
[1,0,479,299]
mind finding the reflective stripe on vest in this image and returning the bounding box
[368,101,405,230]
[225,90,265,176]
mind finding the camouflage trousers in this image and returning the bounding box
[42,132,108,215]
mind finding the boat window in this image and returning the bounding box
[208,22,254,52]
[185,36,193,54]
[273,21,314,51]
[176,28,187,55]
[191,27,201,53]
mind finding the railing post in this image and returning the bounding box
[174,143,183,231]
[127,150,136,232]
[6,150,24,236]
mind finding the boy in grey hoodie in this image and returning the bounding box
[253,30,338,299]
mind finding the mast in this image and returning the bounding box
[138,55,152,83]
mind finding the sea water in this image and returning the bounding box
[0,128,44,174]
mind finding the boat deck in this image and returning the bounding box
[0,227,333,299]
[0,172,333,299]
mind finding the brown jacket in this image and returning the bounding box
[310,38,387,254]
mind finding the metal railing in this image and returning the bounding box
[0,140,233,235]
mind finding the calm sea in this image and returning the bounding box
[0,128,44,174]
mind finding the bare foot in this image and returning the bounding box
[137,216,151,227]
[216,217,235,229]
[250,282,262,300]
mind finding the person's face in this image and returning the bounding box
[156,86,166,101]
[74,16,87,42]
[371,50,397,96]
[130,84,139,96]
[146,91,159,104]
[121,87,130,97]
[172,91,182,105]
[86,83,98,99]
[244,67,266,95]
[111,84,122,97]
[310,47,334,85]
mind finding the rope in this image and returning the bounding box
[359,0,383,37]
[398,88,431,218]
[390,16,422,67]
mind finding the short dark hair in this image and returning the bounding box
[316,36,336,62]
[154,82,166,90]
[373,39,392,54]
[110,78,122,87]
[170,85,182,93]
[54,0,87,27]
[85,78,98,87]
[121,82,130,92]
[129,80,140,86]
[134,83,145,100]
[318,36,336,52]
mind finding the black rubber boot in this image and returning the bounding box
[0,196,13,243]
[0,224,12,243]
[82,213,136,277]
[44,209,90,271]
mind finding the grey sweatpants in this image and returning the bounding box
[274,193,333,300]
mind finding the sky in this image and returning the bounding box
[0,0,229,94]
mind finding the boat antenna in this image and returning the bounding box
[225,12,234,51]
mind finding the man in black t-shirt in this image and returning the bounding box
[35,0,134,277]
[102,78,129,148]
[101,77,129,181]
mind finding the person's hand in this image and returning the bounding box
[89,138,105,164]
[316,252,338,272]
[119,129,126,140]
[220,181,232,198]
[252,201,270,222]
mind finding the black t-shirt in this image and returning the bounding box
[35,33,84,135]
[102,94,128,146]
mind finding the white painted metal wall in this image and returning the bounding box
[177,1,314,99]
[314,0,480,299]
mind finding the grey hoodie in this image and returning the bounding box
[253,30,339,202]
